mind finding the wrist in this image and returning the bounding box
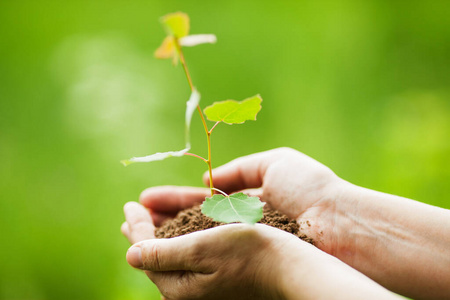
[277,239,402,300]
[295,177,359,257]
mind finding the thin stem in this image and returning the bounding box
[196,106,209,137]
[209,121,221,134]
[184,152,208,164]
[212,187,229,197]
[175,38,194,91]
[174,37,215,196]
[207,131,214,196]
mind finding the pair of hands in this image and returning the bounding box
[122,148,341,299]
[121,148,410,299]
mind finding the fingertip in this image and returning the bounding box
[124,201,139,213]
[126,246,143,269]
[121,222,129,236]
[139,186,209,213]
[139,187,153,206]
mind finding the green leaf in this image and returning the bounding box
[203,95,262,124]
[121,89,200,166]
[120,148,188,166]
[201,192,265,224]
[154,36,179,65]
[161,12,190,38]
[184,88,200,148]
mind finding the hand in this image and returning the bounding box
[122,201,302,300]
[139,147,341,252]
[137,147,450,299]
[122,202,400,300]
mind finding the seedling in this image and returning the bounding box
[122,12,264,224]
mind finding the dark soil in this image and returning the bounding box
[155,205,314,244]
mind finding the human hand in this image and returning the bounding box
[121,201,304,299]
[139,148,343,253]
[122,202,399,300]
[130,147,450,299]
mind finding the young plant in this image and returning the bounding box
[122,12,264,224]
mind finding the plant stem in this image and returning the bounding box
[206,131,214,196]
[175,38,194,91]
[184,152,208,163]
[175,38,214,196]
[212,187,229,197]
[209,121,221,134]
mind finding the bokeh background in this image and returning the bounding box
[1,0,449,299]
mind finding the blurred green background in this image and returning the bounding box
[1,0,449,299]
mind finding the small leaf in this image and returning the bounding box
[201,192,265,224]
[154,36,179,65]
[121,148,189,166]
[121,90,200,166]
[203,95,262,124]
[179,34,217,47]
[161,12,190,38]
[154,36,175,59]
[185,88,200,148]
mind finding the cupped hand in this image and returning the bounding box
[139,147,343,253]
[121,201,314,299]
[121,201,400,300]
[129,223,319,300]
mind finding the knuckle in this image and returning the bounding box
[144,242,162,270]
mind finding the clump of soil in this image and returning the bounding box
[155,205,314,244]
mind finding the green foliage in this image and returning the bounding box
[120,148,189,166]
[155,12,216,66]
[121,89,200,166]
[204,95,262,124]
[124,12,265,224]
[161,12,190,38]
[202,193,265,224]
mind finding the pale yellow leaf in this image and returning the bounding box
[161,12,190,38]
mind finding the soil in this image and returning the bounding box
[155,205,314,244]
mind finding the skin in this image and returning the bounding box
[122,147,450,300]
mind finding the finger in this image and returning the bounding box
[203,148,292,193]
[127,236,203,272]
[124,202,155,243]
[126,226,233,272]
[139,186,210,213]
[121,221,130,238]
[240,188,263,198]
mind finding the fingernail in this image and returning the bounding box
[126,246,143,268]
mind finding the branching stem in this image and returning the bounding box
[184,152,208,163]
[209,121,221,134]
[175,38,215,196]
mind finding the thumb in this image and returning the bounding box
[203,148,291,193]
[126,230,214,273]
